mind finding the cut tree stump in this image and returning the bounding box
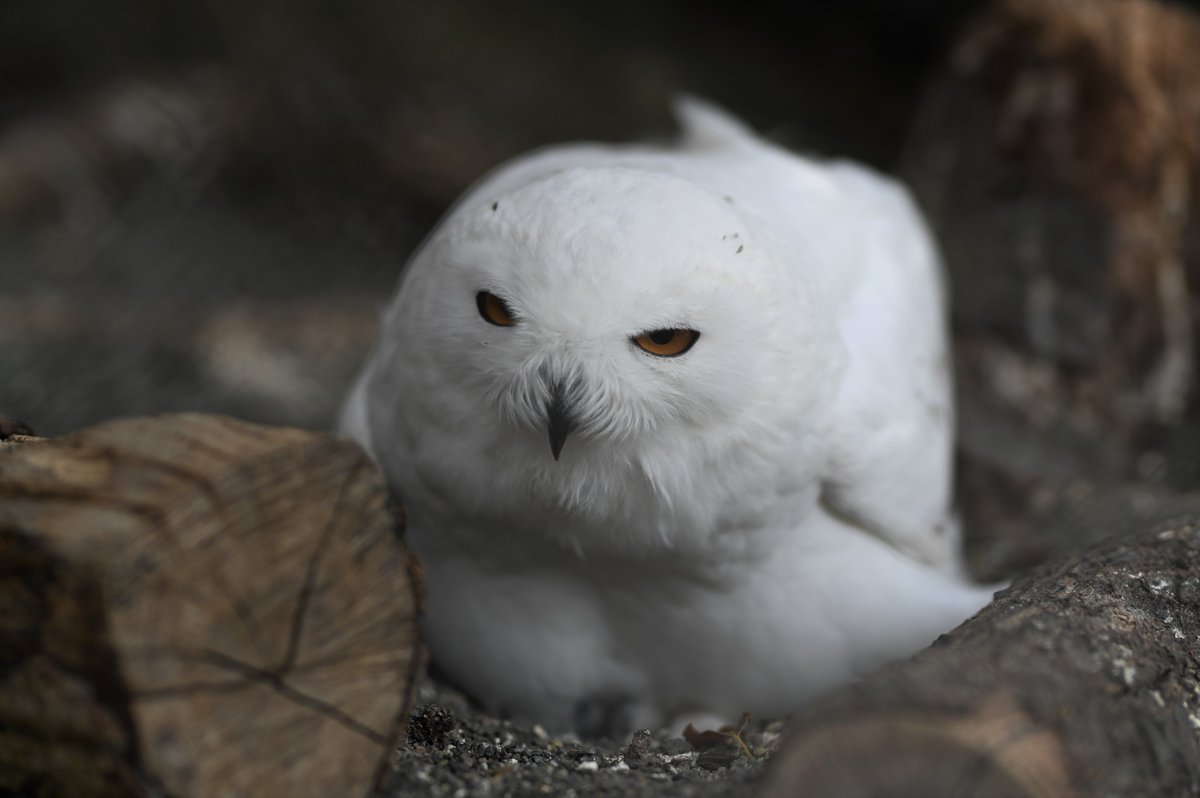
[0,413,425,798]
[761,515,1200,798]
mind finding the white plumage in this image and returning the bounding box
[341,98,997,734]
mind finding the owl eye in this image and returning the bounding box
[633,328,700,357]
[476,291,516,326]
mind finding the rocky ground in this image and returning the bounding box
[384,679,777,798]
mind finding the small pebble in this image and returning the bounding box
[623,728,654,763]
[576,760,599,772]
[407,704,457,749]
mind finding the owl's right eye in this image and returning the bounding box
[476,291,517,326]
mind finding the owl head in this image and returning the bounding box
[367,164,842,549]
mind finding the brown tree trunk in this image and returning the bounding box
[762,515,1200,797]
[900,0,1200,579]
[0,413,425,798]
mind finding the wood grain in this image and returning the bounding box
[0,413,424,797]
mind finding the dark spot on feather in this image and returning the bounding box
[491,201,498,211]
[736,245,744,254]
[724,195,734,204]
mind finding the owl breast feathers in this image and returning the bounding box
[340,97,997,735]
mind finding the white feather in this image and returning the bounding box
[341,99,997,734]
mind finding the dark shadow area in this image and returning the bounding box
[0,1,983,434]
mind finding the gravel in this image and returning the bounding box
[383,679,781,798]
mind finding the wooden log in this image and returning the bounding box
[761,515,1200,797]
[0,413,424,798]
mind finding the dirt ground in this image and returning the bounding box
[386,679,775,797]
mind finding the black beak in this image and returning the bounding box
[546,382,576,461]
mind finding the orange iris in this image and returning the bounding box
[476,291,516,326]
[633,328,700,357]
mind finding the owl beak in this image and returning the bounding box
[546,382,576,461]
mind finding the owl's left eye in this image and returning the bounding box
[633,328,700,357]
[476,291,517,326]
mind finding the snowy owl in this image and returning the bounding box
[340,98,997,735]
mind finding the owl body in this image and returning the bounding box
[342,100,996,733]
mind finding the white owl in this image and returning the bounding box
[341,98,997,735]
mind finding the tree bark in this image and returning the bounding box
[0,413,425,798]
[899,0,1200,579]
[761,515,1200,798]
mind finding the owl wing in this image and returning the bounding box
[658,105,963,572]
[816,163,963,574]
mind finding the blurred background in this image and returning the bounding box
[4,0,1200,578]
[0,0,983,434]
